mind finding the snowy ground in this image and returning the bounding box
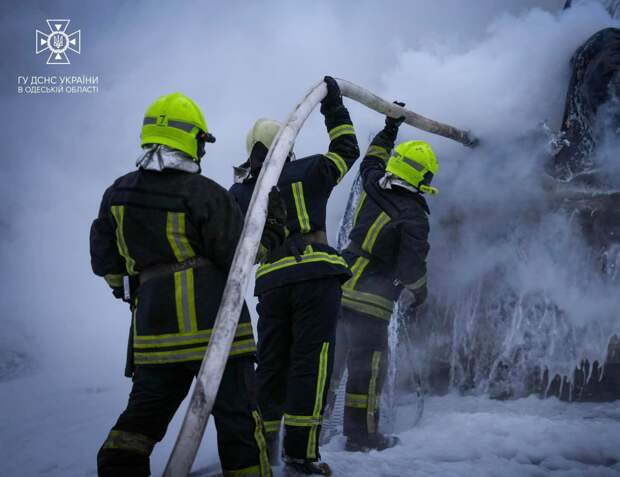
[1,372,619,477]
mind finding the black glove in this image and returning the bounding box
[112,287,124,300]
[262,187,287,250]
[111,276,139,305]
[399,286,425,319]
[385,101,406,134]
[320,75,343,114]
[287,234,308,263]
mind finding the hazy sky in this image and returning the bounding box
[2,0,617,381]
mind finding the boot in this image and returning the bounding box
[344,433,400,452]
[283,456,332,476]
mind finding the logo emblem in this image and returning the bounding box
[36,19,81,65]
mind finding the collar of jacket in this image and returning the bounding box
[379,173,430,214]
[234,144,296,184]
[233,162,252,183]
[136,145,200,173]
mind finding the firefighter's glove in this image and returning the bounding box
[400,286,426,320]
[112,287,124,300]
[320,75,343,114]
[384,101,406,138]
[287,235,308,263]
[263,187,288,250]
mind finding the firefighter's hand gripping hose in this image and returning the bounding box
[163,78,478,477]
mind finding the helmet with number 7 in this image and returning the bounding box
[140,92,215,162]
[386,140,439,195]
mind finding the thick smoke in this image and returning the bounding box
[0,0,616,393]
[378,2,620,395]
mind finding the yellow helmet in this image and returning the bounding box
[141,92,215,161]
[386,140,439,195]
[246,118,282,155]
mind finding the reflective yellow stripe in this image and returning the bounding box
[102,430,154,455]
[325,152,347,183]
[256,252,347,279]
[134,335,209,349]
[291,182,311,233]
[223,465,261,477]
[252,411,272,477]
[367,145,390,161]
[134,347,206,364]
[312,343,330,417]
[134,322,252,345]
[361,212,391,254]
[307,342,329,459]
[328,123,356,140]
[110,205,137,275]
[258,243,268,261]
[352,192,367,227]
[173,269,198,333]
[263,419,281,434]
[283,414,322,427]
[342,288,394,312]
[367,352,381,434]
[230,338,258,356]
[343,256,370,292]
[341,297,393,320]
[344,212,390,293]
[405,274,427,291]
[345,393,369,409]
[104,273,123,288]
[166,212,196,262]
[134,337,256,364]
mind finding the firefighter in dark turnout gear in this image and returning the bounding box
[334,105,438,452]
[229,77,360,475]
[91,92,280,477]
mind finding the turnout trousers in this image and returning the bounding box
[97,357,271,477]
[338,307,389,440]
[256,277,341,462]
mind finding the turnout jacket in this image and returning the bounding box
[341,127,430,321]
[90,169,256,365]
[230,103,360,295]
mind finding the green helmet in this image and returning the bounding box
[386,140,439,195]
[141,92,215,161]
[246,118,282,155]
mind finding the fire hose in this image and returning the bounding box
[163,78,478,476]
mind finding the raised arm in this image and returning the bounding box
[360,101,406,188]
[320,76,360,186]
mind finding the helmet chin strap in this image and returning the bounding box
[419,184,439,195]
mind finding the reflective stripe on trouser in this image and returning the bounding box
[341,309,389,439]
[101,430,155,455]
[263,419,281,434]
[282,341,330,460]
[341,288,395,321]
[97,358,270,476]
[256,278,341,461]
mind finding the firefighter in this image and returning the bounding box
[91,92,284,477]
[336,104,437,452]
[229,76,360,475]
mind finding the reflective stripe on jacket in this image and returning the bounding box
[341,126,430,321]
[90,169,256,363]
[230,103,360,295]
